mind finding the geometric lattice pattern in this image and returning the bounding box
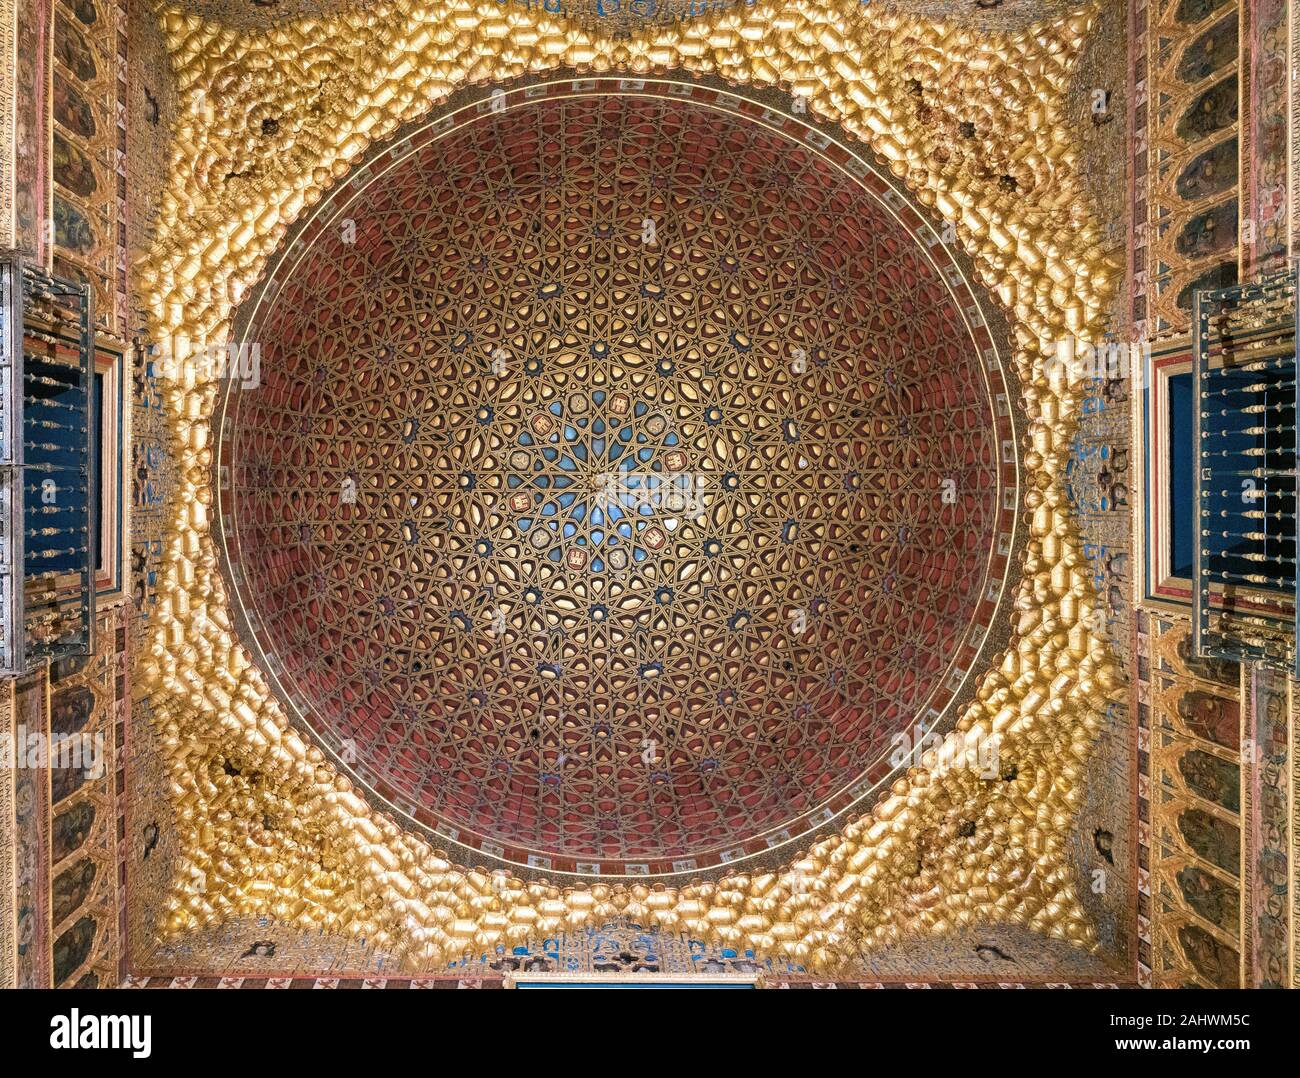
[217,93,1010,873]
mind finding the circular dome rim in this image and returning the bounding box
[211,75,1024,880]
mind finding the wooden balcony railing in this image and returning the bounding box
[1193,267,1298,674]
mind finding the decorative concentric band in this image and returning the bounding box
[214,78,1020,877]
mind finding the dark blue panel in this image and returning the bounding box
[24,352,91,576]
[1169,371,1194,578]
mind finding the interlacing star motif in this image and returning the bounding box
[225,94,1004,868]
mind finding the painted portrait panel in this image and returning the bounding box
[54,71,97,139]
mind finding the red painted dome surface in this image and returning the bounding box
[217,87,1014,875]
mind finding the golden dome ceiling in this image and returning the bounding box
[133,0,1119,973]
[214,84,1019,875]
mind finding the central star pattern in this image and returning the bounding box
[220,92,1008,873]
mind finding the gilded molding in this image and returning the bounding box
[134,0,1120,971]
[0,0,15,247]
[0,677,15,989]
